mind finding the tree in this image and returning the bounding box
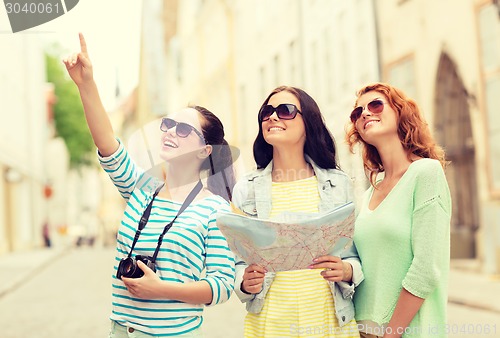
[45,51,95,167]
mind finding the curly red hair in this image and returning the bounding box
[345,82,446,186]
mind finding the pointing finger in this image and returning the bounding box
[79,32,88,55]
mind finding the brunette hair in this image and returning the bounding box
[253,86,339,170]
[192,105,236,201]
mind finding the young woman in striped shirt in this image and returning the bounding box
[64,33,236,337]
[233,86,363,337]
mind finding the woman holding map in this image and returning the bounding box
[346,83,452,338]
[233,86,363,337]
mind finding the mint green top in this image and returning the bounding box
[353,158,452,337]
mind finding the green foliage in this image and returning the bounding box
[45,51,95,167]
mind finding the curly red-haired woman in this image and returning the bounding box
[346,83,452,338]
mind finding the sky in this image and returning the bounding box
[0,0,142,110]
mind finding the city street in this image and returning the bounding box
[0,247,498,337]
[0,247,245,338]
[0,248,113,338]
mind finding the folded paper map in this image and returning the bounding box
[217,202,355,272]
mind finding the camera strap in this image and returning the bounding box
[127,184,164,258]
[151,180,203,263]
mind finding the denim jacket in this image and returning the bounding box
[232,156,364,327]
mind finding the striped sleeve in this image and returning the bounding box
[202,202,236,306]
[98,139,146,200]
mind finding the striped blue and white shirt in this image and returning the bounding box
[99,140,235,336]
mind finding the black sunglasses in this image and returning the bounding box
[350,98,386,123]
[259,103,302,122]
[160,118,205,140]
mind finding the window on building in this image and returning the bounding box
[324,28,334,103]
[289,40,298,85]
[274,54,280,87]
[338,11,350,91]
[386,56,417,101]
[260,66,267,100]
[311,40,319,97]
[479,3,500,193]
[170,37,182,84]
[239,84,247,143]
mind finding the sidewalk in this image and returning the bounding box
[0,246,68,298]
[448,259,500,313]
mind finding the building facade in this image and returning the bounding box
[0,35,104,253]
[375,0,500,273]
[0,35,49,253]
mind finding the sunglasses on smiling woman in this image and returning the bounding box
[350,98,386,123]
[160,118,205,140]
[258,103,302,122]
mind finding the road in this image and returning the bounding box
[0,248,498,337]
[0,247,245,338]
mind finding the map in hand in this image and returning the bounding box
[217,202,355,272]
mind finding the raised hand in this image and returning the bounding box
[63,32,93,86]
[61,32,119,156]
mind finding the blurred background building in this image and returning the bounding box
[374,0,500,274]
[0,35,48,254]
[148,0,500,274]
[1,0,499,275]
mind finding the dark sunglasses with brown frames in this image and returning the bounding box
[160,118,205,140]
[259,103,302,122]
[350,98,386,123]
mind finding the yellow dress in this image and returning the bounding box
[244,176,359,338]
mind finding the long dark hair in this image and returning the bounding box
[253,86,339,170]
[192,105,236,202]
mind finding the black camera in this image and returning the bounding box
[116,255,156,279]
